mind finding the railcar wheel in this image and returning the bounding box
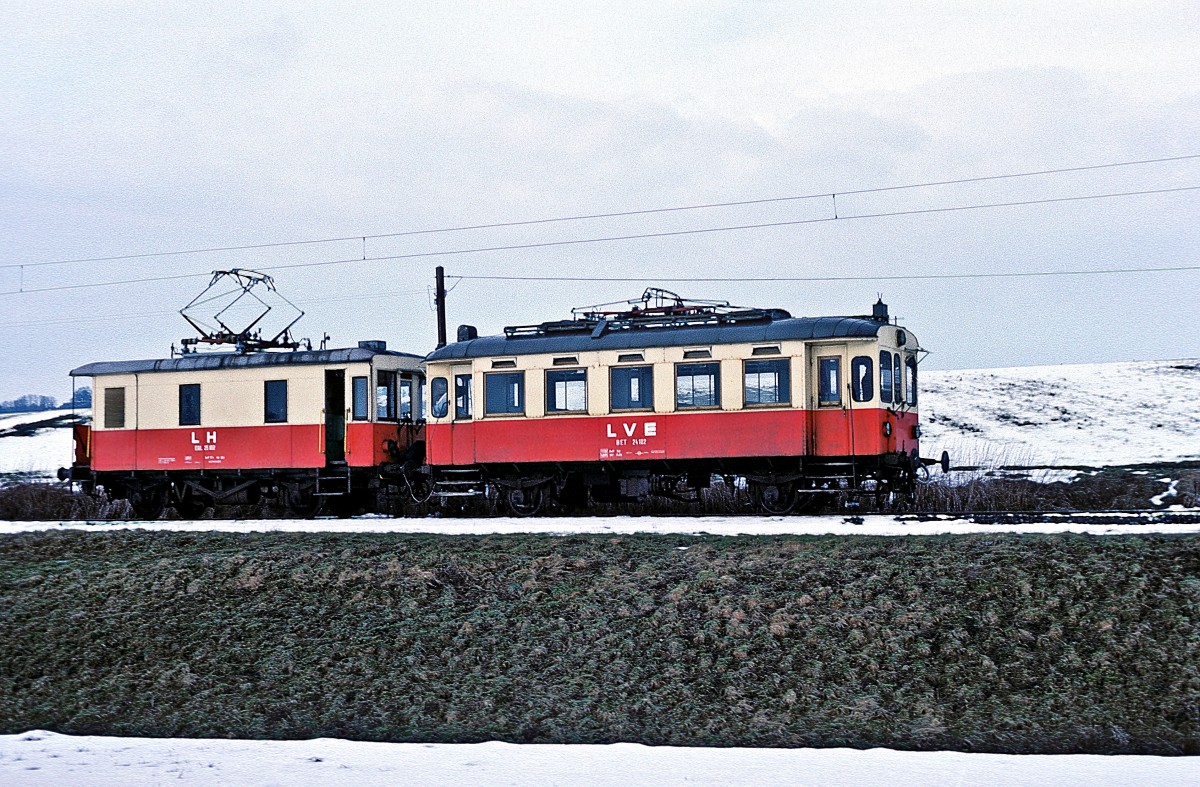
[171,485,208,519]
[506,485,545,517]
[754,483,797,515]
[129,485,167,520]
[281,485,325,518]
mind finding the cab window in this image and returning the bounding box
[376,371,397,420]
[851,356,873,402]
[431,377,449,418]
[880,351,893,404]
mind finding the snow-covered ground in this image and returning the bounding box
[4,512,1200,537]
[2,730,1196,786]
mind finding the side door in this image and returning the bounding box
[324,369,346,464]
[449,365,475,464]
[807,345,849,456]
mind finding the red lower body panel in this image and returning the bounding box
[428,408,919,466]
[90,423,398,472]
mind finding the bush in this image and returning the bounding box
[0,483,128,521]
[1,530,1197,753]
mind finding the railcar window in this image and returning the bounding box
[817,357,841,407]
[178,383,201,426]
[546,369,587,413]
[485,372,525,415]
[352,376,369,420]
[851,356,874,403]
[611,365,653,410]
[399,378,414,421]
[906,355,918,406]
[103,387,125,429]
[879,351,893,404]
[894,353,903,404]
[751,345,781,356]
[455,374,473,419]
[617,353,644,363]
[431,377,449,418]
[264,380,288,423]
[744,359,790,406]
[453,374,472,417]
[676,362,720,408]
[376,371,397,420]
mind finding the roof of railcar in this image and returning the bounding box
[426,314,889,362]
[71,346,424,377]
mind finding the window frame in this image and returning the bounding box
[610,365,654,411]
[454,373,473,420]
[817,356,842,408]
[351,376,369,421]
[484,371,526,416]
[430,377,449,418]
[743,358,790,408]
[850,356,874,403]
[546,368,588,414]
[178,383,201,426]
[103,386,126,429]
[264,379,288,424]
[376,370,397,421]
[906,355,918,407]
[879,350,893,404]
[675,362,721,409]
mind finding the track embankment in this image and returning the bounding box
[2,529,1198,754]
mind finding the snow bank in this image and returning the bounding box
[3,512,1200,537]
[1,730,1194,786]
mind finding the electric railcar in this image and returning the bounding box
[423,293,930,514]
[65,341,426,517]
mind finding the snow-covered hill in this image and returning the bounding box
[2,359,1198,481]
[921,359,1200,468]
[0,410,84,479]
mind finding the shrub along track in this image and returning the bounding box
[1,529,1198,754]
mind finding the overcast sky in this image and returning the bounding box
[2,1,1198,402]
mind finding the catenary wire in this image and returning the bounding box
[452,263,1200,283]
[2,182,1196,297]
[2,153,1199,271]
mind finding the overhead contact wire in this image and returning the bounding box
[4,152,1199,271]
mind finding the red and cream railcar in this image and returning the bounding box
[424,298,927,513]
[67,341,425,516]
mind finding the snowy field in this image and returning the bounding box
[4,512,1200,538]
[3,360,1199,783]
[2,730,1197,786]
